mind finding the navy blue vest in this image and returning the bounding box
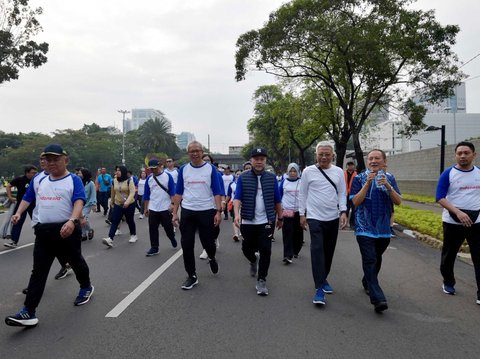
[239,170,276,222]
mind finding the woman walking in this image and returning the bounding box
[102,166,137,248]
[280,163,303,264]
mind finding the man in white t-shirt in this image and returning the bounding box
[436,141,480,305]
[5,144,93,328]
[299,142,347,306]
[143,159,177,257]
[172,141,223,290]
[164,157,178,185]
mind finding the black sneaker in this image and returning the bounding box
[170,238,178,248]
[181,276,198,290]
[88,229,94,240]
[55,265,73,280]
[105,219,112,225]
[146,247,159,257]
[374,301,388,313]
[22,288,28,295]
[209,258,219,274]
[74,286,94,306]
[5,307,38,327]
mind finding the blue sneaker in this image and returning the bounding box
[442,284,455,295]
[146,247,159,257]
[313,288,326,305]
[5,307,38,327]
[322,281,333,294]
[74,286,94,306]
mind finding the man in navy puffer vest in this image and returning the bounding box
[233,148,283,296]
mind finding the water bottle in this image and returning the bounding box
[375,170,386,190]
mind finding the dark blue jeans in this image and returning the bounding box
[308,218,339,289]
[11,203,34,243]
[356,235,390,304]
[98,191,110,215]
[108,204,136,239]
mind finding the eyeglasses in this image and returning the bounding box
[44,156,63,163]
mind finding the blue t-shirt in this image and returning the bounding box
[350,171,401,238]
[97,173,112,192]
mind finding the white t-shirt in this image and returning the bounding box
[165,168,178,185]
[222,174,234,195]
[299,164,347,221]
[281,178,301,211]
[137,178,146,196]
[176,162,223,211]
[144,172,175,212]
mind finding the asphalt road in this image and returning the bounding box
[1,211,479,359]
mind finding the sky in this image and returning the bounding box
[1,0,479,153]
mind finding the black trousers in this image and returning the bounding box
[25,222,91,312]
[441,222,480,297]
[240,223,274,280]
[281,212,304,259]
[180,208,217,277]
[148,210,175,248]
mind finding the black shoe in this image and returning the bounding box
[81,236,88,241]
[88,229,94,240]
[55,265,72,280]
[22,288,28,295]
[181,276,198,290]
[374,301,388,313]
[105,219,112,225]
[209,258,219,274]
[170,238,178,248]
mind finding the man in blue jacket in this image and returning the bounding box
[234,148,283,296]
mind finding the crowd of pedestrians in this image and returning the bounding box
[3,139,480,328]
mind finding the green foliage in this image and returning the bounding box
[235,0,463,170]
[401,193,437,204]
[395,205,443,240]
[0,0,49,84]
[137,118,180,157]
[245,84,324,171]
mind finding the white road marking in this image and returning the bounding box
[105,249,183,318]
[0,243,34,255]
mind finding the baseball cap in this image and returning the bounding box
[41,144,68,156]
[148,159,160,168]
[250,147,268,158]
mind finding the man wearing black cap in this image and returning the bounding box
[143,159,177,256]
[233,147,283,296]
[5,144,94,328]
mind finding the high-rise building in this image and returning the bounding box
[176,132,196,150]
[124,108,172,132]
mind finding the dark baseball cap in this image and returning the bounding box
[148,159,160,168]
[41,144,68,156]
[250,147,268,158]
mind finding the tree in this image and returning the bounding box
[0,0,48,84]
[235,0,463,170]
[137,117,180,157]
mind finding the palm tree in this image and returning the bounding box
[137,117,179,155]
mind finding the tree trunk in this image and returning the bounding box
[335,141,347,169]
[352,131,365,171]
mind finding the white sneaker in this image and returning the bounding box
[4,240,18,248]
[115,229,122,236]
[199,249,208,259]
[129,235,138,243]
[215,239,220,249]
[102,237,113,248]
[139,214,144,219]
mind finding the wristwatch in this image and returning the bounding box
[69,218,80,226]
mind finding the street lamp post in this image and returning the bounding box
[425,125,445,174]
[118,110,130,165]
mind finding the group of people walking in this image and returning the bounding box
[4,139,480,328]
